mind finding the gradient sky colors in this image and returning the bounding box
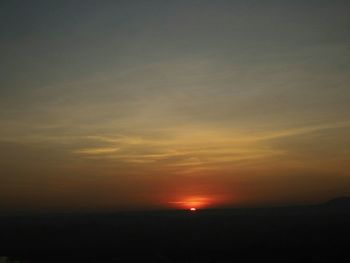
[1,0,350,212]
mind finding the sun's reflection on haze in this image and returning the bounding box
[169,197,212,210]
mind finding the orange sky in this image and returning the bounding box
[1,1,350,212]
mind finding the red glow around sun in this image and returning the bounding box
[169,197,211,210]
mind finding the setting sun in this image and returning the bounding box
[169,197,212,210]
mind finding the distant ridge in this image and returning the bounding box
[324,197,350,208]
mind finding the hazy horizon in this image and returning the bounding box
[1,0,350,212]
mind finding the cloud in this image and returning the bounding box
[73,147,120,155]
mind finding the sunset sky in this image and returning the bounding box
[1,0,350,212]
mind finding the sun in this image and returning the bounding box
[169,196,212,210]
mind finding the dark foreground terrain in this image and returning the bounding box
[1,198,349,262]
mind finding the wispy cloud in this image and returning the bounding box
[73,147,120,155]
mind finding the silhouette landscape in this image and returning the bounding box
[1,197,349,262]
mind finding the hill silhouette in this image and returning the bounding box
[325,196,350,208]
[0,198,349,262]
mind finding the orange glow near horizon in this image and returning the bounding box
[169,196,212,210]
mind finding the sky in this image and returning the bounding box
[1,0,350,212]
